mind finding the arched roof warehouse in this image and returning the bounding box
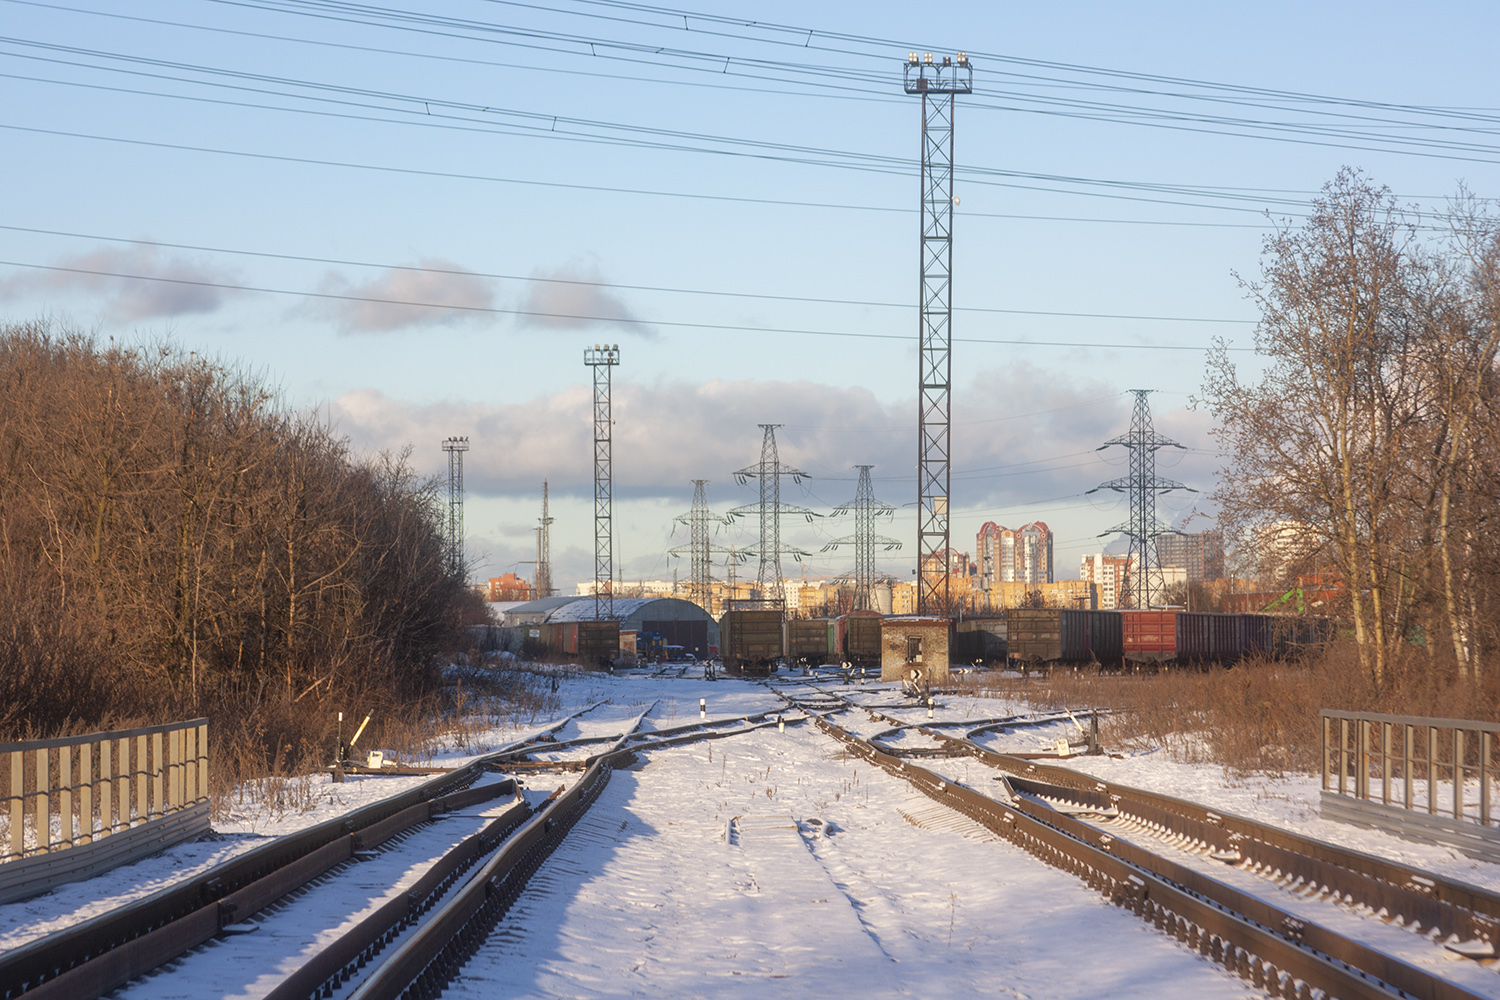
[546,597,719,658]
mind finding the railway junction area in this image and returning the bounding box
[3,666,1499,1000]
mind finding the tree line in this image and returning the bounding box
[0,322,481,744]
[1202,169,1500,690]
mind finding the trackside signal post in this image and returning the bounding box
[906,52,971,615]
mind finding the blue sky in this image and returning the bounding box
[2,1,1497,588]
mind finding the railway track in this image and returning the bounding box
[772,681,1500,1000]
[0,700,791,1000]
[11,675,1500,999]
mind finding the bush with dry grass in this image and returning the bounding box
[960,641,1500,776]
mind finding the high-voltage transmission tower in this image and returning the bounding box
[441,436,468,578]
[822,466,902,612]
[584,344,620,621]
[669,480,732,615]
[905,50,972,616]
[534,480,555,599]
[729,425,818,608]
[1087,390,1195,609]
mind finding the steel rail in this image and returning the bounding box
[813,715,1482,1000]
[944,728,1500,932]
[0,700,614,1000]
[315,705,802,1000]
[1006,772,1497,954]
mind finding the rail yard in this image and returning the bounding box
[4,665,1499,1000]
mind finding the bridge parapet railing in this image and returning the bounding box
[2,718,209,862]
[1321,710,1500,859]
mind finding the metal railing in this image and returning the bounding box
[1321,709,1497,825]
[2,719,209,861]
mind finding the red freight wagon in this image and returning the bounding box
[1121,610,1178,663]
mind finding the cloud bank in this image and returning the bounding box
[0,244,238,322]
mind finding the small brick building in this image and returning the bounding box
[879,616,950,684]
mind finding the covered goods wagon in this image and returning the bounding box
[720,610,783,675]
[952,617,1007,664]
[787,618,833,664]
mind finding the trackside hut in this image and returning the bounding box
[880,617,950,684]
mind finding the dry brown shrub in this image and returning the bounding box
[963,640,1500,776]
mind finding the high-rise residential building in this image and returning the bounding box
[977,522,1053,589]
[1080,553,1136,610]
[1154,530,1225,583]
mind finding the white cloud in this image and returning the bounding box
[0,244,237,322]
[519,263,652,337]
[316,259,495,332]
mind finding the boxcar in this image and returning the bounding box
[953,616,1008,664]
[841,613,884,666]
[720,610,783,675]
[787,618,832,664]
[1007,609,1089,665]
[1121,610,1178,663]
[1085,610,1124,667]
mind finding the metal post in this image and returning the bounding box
[584,345,620,621]
[199,722,210,803]
[904,52,971,616]
[1483,731,1492,826]
[1381,722,1391,805]
[79,743,92,844]
[1428,726,1438,815]
[1338,719,1349,796]
[35,748,48,853]
[1403,724,1413,810]
[100,739,112,838]
[1455,728,1465,821]
[152,732,163,820]
[1321,715,1330,792]
[9,752,21,859]
[59,745,72,849]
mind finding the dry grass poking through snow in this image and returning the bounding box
[209,661,571,823]
[957,641,1500,776]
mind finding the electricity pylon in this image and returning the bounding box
[822,465,902,612]
[1088,389,1196,609]
[728,424,818,608]
[442,437,468,578]
[669,480,733,615]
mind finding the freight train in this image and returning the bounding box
[1003,608,1331,670]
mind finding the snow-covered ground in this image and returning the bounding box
[5,665,1500,999]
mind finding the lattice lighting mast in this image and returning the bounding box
[441,436,469,578]
[905,51,972,616]
[822,466,902,612]
[729,424,818,608]
[1088,389,1195,609]
[584,344,620,620]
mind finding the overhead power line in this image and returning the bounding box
[0,223,1257,325]
[0,257,1255,353]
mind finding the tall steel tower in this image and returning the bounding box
[905,51,972,616]
[730,424,817,607]
[669,480,731,614]
[822,466,902,612]
[534,480,555,599]
[1088,390,1194,609]
[441,436,468,578]
[584,344,620,620]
